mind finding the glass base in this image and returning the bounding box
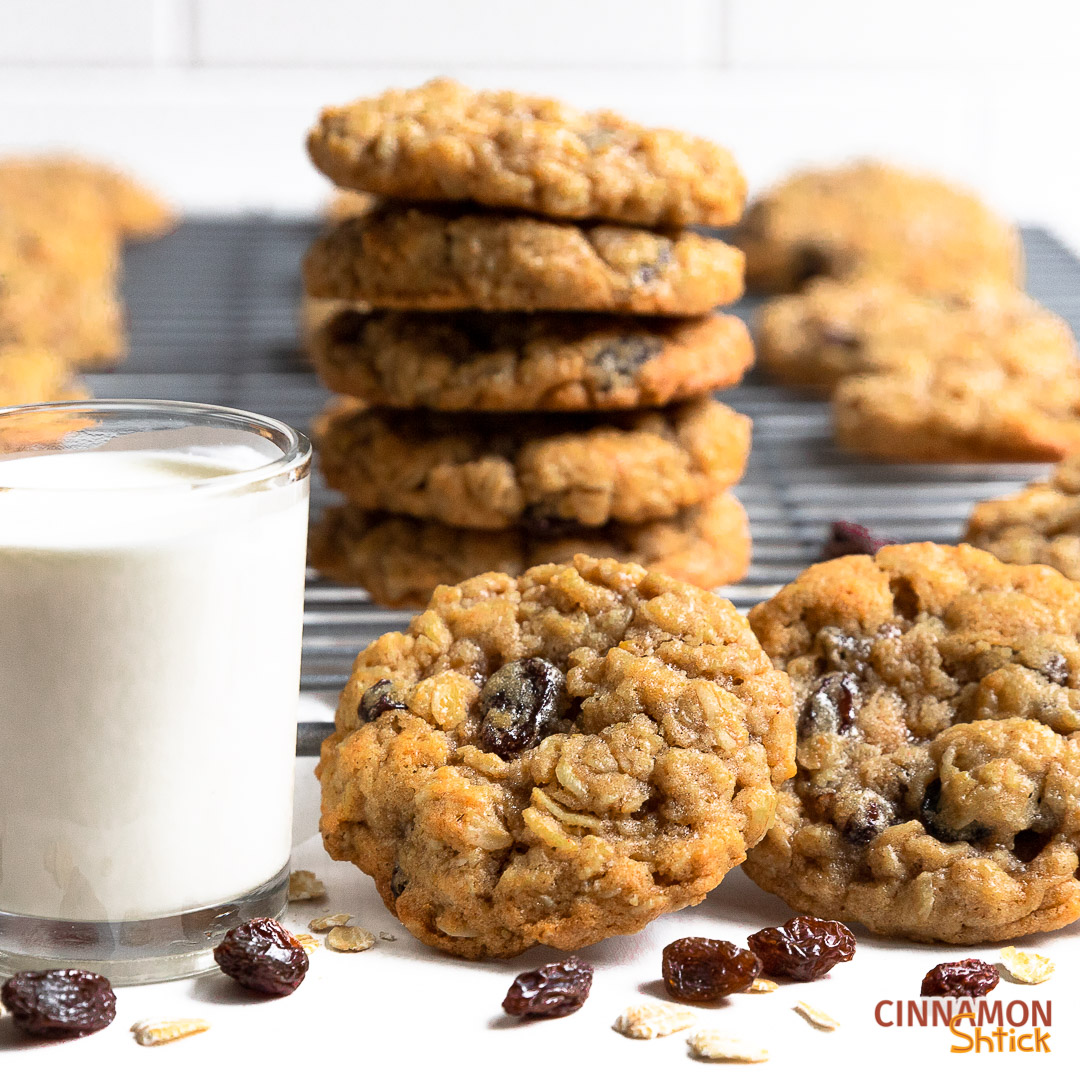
[0,863,289,986]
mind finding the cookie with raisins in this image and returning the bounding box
[745,542,1080,944]
[302,204,744,316]
[307,78,745,228]
[318,554,795,958]
[310,309,752,412]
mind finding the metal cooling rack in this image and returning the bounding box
[91,221,1080,748]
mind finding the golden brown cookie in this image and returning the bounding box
[833,358,1080,464]
[307,78,746,227]
[0,344,86,407]
[757,278,1075,390]
[318,553,794,957]
[0,268,125,367]
[312,308,753,411]
[0,156,174,241]
[745,542,1080,944]
[966,458,1080,580]
[309,490,751,608]
[303,204,744,315]
[316,396,751,530]
[326,188,376,221]
[738,161,1021,295]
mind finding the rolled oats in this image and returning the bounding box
[746,978,779,994]
[379,931,397,942]
[326,925,375,952]
[131,1018,210,1047]
[613,1002,697,1040]
[999,946,1054,984]
[309,913,352,932]
[295,933,321,954]
[288,870,327,902]
[687,1030,768,1063]
[794,1001,839,1031]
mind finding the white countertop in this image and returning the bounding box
[4,729,1075,1076]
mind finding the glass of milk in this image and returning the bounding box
[0,400,310,984]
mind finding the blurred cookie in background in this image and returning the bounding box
[757,277,1077,390]
[737,160,1021,295]
[967,458,1080,580]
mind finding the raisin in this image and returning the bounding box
[920,779,991,845]
[390,863,409,899]
[635,241,673,286]
[799,673,857,737]
[213,917,309,996]
[1013,829,1053,863]
[748,916,856,981]
[662,938,762,1002]
[1042,653,1070,686]
[592,336,662,388]
[820,521,894,561]
[477,658,567,759]
[844,792,893,844]
[501,957,593,1019]
[921,959,999,997]
[358,679,407,724]
[0,969,116,1039]
[821,324,860,348]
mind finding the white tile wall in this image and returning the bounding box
[194,0,722,66]
[0,0,1076,252]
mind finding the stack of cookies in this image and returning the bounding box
[738,161,1080,463]
[302,79,756,608]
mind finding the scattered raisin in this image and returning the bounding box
[477,658,567,759]
[0,969,116,1039]
[748,916,856,981]
[799,673,857,737]
[358,679,407,724]
[213,917,309,996]
[820,521,894,561]
[662,938,762,1002]
[502,957,593,1019]
[921,959,999,997]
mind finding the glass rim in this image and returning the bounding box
[0,399,311,493]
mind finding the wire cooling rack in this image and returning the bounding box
[92,221,1080,747]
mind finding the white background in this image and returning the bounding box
[0,0,1078,250]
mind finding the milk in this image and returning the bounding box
[0,444,309,922]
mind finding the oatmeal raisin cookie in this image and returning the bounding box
[312,309,752,411]
[307,78,745,227]
[318,554,794,957]
[738,161,1021,295]
[745,542,1080,943]
[316,396,751,529]
[302,204,744,315]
